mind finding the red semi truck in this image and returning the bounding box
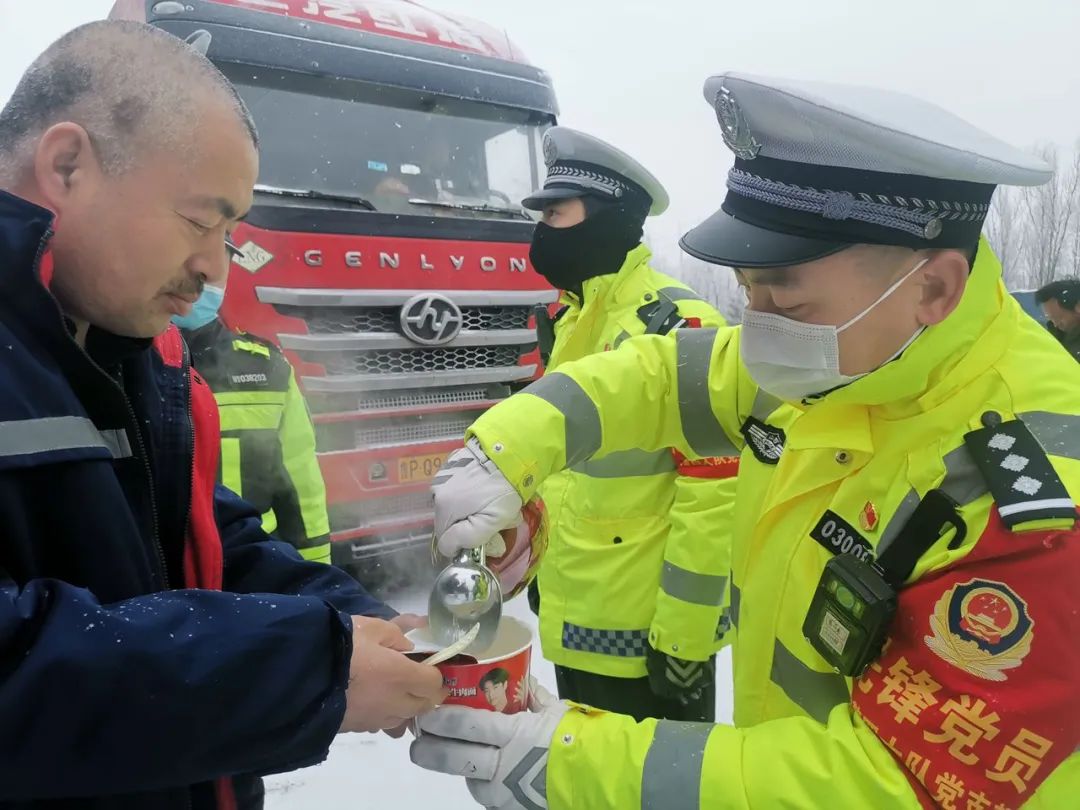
[110,0,558,580]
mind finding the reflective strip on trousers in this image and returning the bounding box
[571,448,676,479]
[0,416,131,460]
[770,638,849,724]
[523,373,602,466]
[675,329,738,457]
[661,562,727,607]
[641,720,712,810]
[562,622,648,658]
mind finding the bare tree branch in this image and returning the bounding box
[984,185,1027,286]
[1018,143,1080,287]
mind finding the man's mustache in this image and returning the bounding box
[160,279,205,299]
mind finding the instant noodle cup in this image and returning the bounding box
[407,616,532,714]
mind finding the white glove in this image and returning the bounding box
[433,438,523,557]
[410,679,569,810]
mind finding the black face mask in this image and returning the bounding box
[529,206,645,293]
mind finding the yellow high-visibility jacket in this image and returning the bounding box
[536,244,734,677]
[185,320,332,564]
[469,241,1080,808]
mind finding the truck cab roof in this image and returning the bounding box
[110,0,558,115]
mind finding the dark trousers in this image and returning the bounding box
[554,663,716,723]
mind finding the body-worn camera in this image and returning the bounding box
[803,489,966,677]
[803,554,897,677]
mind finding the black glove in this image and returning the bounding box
[646,645,715,705]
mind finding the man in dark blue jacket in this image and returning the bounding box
[0,20,446,809]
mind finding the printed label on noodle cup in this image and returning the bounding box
[406,617,532,713]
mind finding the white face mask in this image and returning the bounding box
[740,258,929,402]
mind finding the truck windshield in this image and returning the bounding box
[232,78,550,221]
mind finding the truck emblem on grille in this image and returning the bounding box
[399,293,464,346]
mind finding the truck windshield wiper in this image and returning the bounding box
[254,184,377,211]
[407,198,532,220]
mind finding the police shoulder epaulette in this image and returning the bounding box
[636,294,684,336]
[963,411,1076,529]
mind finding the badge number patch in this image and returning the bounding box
[810,509,875,563]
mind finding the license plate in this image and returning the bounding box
[398,452,447,483]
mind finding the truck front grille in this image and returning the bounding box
[354,415,476,447]
[257,286,556,548]
[308,385,507,416]
[319,345,522,376]
[283,305,531,334]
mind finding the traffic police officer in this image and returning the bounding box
[522,126,734,721]
[176,279,333,564]
[414,73,1080,808]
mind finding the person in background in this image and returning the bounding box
[512,126,736,723]
[175,278,334,565]
[1036,278,1080,360]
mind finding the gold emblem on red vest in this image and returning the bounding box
[925,578,1033,682]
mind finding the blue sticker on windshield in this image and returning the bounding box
[367,160,388,172]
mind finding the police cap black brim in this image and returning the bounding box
[521,186,583,211]
[679,207,849,269]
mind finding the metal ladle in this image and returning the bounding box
[428,545,503,656]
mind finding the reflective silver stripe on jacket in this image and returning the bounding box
[562,622,649,658]
[522,372,602,466]
[877,444,989,558]
[661,562,727,607]
[571,448,677,479]
[750,388,783,422]
[675,329,738,457]
[0,416,131,460]
[769,638,849,724]
[877,411,1080,555]
[1021,410,1080,461]
[656,286,706,305]
[641,720,712,810]
[729,581,741,628]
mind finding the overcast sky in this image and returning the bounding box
[3,0,1079,248]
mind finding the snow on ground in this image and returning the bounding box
[265,588,734,810]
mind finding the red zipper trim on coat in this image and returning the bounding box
[153,327,233,808]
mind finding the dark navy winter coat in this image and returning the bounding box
[0,190,393,809]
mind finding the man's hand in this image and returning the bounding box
[390,613,428,633]
[340,617,448,733]
[645,645,715,705]
[410,678,568,810]
[432,438,522,557]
